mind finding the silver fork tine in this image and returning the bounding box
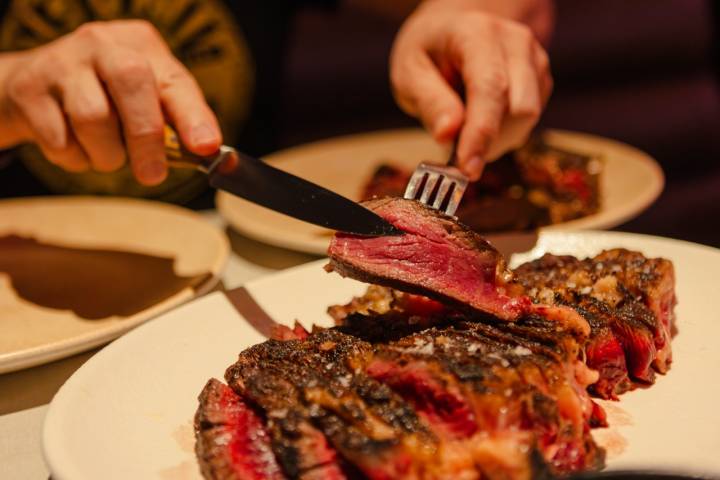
[404,157,469,216]
[431,177,453,210]
[418,172,441,204]
[403,171,426,200]
[444,179,465,216]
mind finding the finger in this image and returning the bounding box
[10,90,91,172]
[456,36,509,180]
[156,58,222,156]
[95,49,167,186]
[38,133,92,173]
[61,68,125,172]
[493,24,544,154]
[501,24,542,119]
[7,76,68,151]
[391,52,464,143]
[533,43,553,107]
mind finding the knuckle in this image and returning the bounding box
[37,53,69,78]
[157,59,193,90]
[6,72,37,101]
[475,68,509,97]
[125,120,163,140]
[74,22,108,43]
[111,56,154,90]
[513,23,535,45]
[463,11,492,29]
[127,19,162,40]
[475,122,500,141]
[71,102,111,127]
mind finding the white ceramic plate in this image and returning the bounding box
[217,129,664,255]
[0,196,229,374]
[43,231,719,479]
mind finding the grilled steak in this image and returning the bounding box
[196,198,677,479]
[194,379,286,480]
[328,246,677,402]
[513,250,676,399]
[327,198,588,336]
[198,315,603,480]
[225,328,440,479]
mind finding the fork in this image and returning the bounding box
[403,144,469,216]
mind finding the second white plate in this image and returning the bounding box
[0,196,229,373]
[218,128,664,254]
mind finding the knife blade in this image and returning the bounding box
[181,144,402,236]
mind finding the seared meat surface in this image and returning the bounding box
[327,198,588,337]
[197,316,603,480]
[195,379,286,480]
[513,250,676,399]
[195,199,677,479]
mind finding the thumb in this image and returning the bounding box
[391,53,464,143]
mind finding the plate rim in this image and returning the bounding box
[217,128,665,255]
[0,195,230,373]
[42,230,720,479]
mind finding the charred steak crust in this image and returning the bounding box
[194,379,286,480]
[201,317,604,479]
[513,250,677,399]
[225,329,438,479]
[196,199,677,479]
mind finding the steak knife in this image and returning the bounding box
[164,127,401,236]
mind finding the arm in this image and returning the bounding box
[389,0,555,179]
[0,20,221,186]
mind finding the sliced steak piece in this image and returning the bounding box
[327,198,521,320]
[592,249,677,370]
[224,340,346,479]
[581,314,633,399]
[327,198,589,336]
[514,250,676,398]
[225,329,445,479]
[362,320,604,476]
[194,379,286,480]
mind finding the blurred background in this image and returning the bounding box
[265,0,719,246]
[1,0,718,245]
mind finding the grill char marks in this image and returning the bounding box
[513,250,676,399]
[593,249,676,370]
[194,379,286,480]
[363,318,604,475]
[198,316,605,479]
[225,329,438,479]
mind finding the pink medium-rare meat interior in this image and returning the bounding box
[328,198,590,337]
[327,198,528,321]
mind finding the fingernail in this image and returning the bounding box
[465,155,485,181]
[191,124,218,147]
[139,161,167,185]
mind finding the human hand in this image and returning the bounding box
[0,20,221,186]
[390,0,553,180]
